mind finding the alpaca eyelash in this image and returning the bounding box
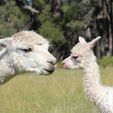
[19,48,32,53]
[23,48,32,52]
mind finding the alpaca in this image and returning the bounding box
[0,31,56,84]
[63,36,113,113]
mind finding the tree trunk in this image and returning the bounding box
[87,0,113,58]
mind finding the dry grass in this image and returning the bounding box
[0,67,113,113]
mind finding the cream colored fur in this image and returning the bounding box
[63,36,113,113]
[0,31,56,84]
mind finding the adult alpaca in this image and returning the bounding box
[0,31,56,84]
[63,36,113,113]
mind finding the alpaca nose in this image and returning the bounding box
[62,59,67,65]
[62,61,65,67]
[46,58,57,74]
[62,62,65,66]
[62,62,66,68]
[62,61,69,69]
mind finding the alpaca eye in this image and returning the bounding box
[21,48,32,53]
[72,56,78,60]
[0,43,6,47]
[0,43,6,49]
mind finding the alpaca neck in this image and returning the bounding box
[0,55,15,84]
[83,53,101,101]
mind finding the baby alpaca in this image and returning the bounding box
[63,36,113,113]
[0,31,56,84]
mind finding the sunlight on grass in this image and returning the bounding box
[0,67,113,113]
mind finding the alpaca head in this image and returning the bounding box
[63,36,101,69]
[0,31,56,75]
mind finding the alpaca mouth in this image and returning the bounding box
[44,66,55,74]
[44,68,54,74]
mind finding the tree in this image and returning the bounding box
[0,0,112,59]
[0,0,30,37]
[87,0,113,58]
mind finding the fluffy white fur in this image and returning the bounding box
[0,31,56,84]
[63,36,113,113]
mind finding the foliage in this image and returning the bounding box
[39,21,64,43]
[0,0,112,59]
[0,0,30,37]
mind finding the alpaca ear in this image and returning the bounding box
[88,36,101,49]
[79,36,87,44]
[0,38,12,57]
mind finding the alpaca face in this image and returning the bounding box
[12,42,56,75]
[63,41,88,69]
[63,36,101,69]
[0,31,57,75]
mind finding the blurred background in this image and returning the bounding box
[0,1,113,113]
[0,0,112,61]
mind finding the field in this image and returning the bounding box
[0,67,113,113]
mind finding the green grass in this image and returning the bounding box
[0,67,113,113]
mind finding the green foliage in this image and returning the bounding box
[39,21,64,43]
[66,21,86,31]
[38,3,64,43]
[62,3,81,22]
[35,0,46,6]
[98,57,113,67]
[61,0,93,49]
[0,0,103,59]
[0,0,30,37]
[38,4,53,23]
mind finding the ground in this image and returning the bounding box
[0,66,113,113]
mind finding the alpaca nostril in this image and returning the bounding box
[47,59,57,65]
[48,61,54,65]
[62,61,65,66]
[62,62,69,69]
[47,61,53,66]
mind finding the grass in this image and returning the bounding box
[0,67,113,113]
